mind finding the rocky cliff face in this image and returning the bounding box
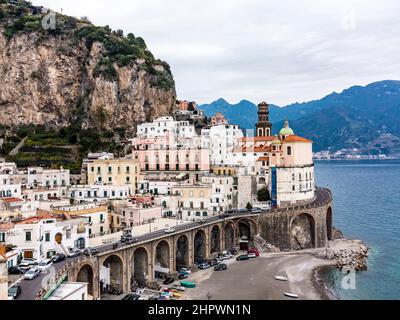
[0,4,176,135]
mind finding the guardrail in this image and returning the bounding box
[35,256,92,300]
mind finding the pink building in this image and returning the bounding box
[132,137,210,175]
[211,112,228,125]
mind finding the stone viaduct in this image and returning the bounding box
[65,188,333,300]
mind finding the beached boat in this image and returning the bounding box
[284,292,299,298]
[181,281,196,288]
[275,276,288,281]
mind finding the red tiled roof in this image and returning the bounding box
[257,157,269,161]
[16,213,54,225]
[0,197,23,203]
[239,136,276,142]
[282,135,312,143]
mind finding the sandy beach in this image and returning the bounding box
[183,253,337,300]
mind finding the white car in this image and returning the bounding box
[179,268,191,275]
[24,267,41,280]
[172,284,186,292]
[20,258,38,266]
[248,253,257,259]
[37,259,53,271]
[221,254,233,260]
[164,227,176,234]
[67,248,81,258]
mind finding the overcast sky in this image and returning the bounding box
[32,0,400,106]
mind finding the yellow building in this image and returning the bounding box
[87,158,141,193]
[210,165,238,176]
[171,184,212,219]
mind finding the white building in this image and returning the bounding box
[3,212,89,260]
[53,203,109,237]
[202,124,244,165]
[201,174,235,213]
[136,116,197,143]
[22,187,61,202]
[70,184,132,204]
[0,160,18,174]
[0,174,22,198]
[27,167,70,191]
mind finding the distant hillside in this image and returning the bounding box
[199,80,400,156]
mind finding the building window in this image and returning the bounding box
[66,229,71,239]
[0,232,5,242]
[45,232,50,242]
[292,185,296,191]
[25,231,32,242]
[287,146,292,155]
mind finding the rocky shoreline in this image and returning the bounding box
[253,234,369,300]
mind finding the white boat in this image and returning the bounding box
[284,292,299,298]
[275,276,288,281]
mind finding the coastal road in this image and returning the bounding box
[14,188,331,300]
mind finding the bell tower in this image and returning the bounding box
[256,101,272,137]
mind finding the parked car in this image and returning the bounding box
[122,293,140,300]
[37,259,53,271]
[18,262,32,271]
[229,248,238,255]
[51,253,66,263]
[178,273,189,280]
[209,259,220,267]
[251,207,262,214]
[163,277,175,285]
[121,234,134,243]
[219,213,231,219]
[179,268,191,274]
[198,262,211,270]
[247,253,257,259]
[8,266,26,275]
[23,267,41,280]
[67,248,81,258]
[197,217,207,224]
[236,254,250,261]
[172,284,186,291]
[20,258,38,266]
[221,253,233,260]
[214,263,228,271]
[83,248,99,256]
[8,286,22,300]
[248,248,260,256]
[237,208,249,213]
[164,227,176,234]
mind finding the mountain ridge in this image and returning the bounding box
[199,80,400,155]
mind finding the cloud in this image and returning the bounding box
[33,0,400,106]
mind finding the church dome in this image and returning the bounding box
[271,136,282,145]
[279,120,294,136]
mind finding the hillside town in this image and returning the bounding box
[0,101,319,300]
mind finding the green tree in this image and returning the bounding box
[257,187,271,202]
[246,202,253,211]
